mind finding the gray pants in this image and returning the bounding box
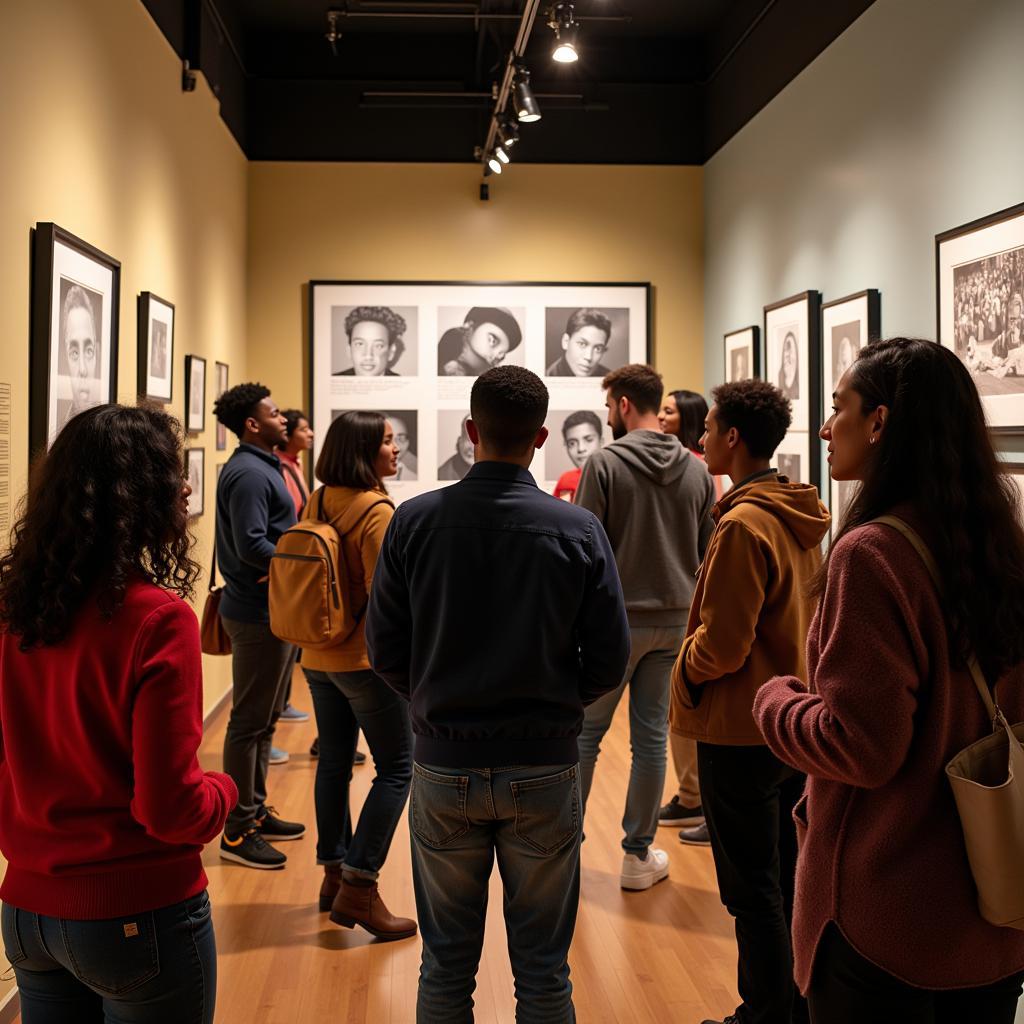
[221,617,296,835]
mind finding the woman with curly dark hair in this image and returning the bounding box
[754,338,1024,1023]
[0,404,237,1024]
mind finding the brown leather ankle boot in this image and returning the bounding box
[329,878,418,940]
[319,864,343,912]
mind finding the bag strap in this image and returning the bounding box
[872,515,1005,729]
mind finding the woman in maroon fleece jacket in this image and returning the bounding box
[0,405,237,1024]
[754,337,1024,1023]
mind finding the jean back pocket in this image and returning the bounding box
[61,911,160,996]
[511,765,581,855]
[411,764,470,848]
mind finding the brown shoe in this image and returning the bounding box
[319,864,343,912]
[329,878,418,940]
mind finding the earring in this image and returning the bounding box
[870,437,877,445]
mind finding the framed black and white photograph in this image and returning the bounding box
[542,408,612,489]
[29,222,120,453]
[215,361,229,451]
[137,292,174,404]
[331,305,418,377]
[185,447,205,518]
[544,307,630,378]
[821,290,880,395]
[309,281,650,503]
[771,431,812,486]
[764,291,821,439]
[185,355,206,434]
[438,306,526,376]
[724,326,760,383]
[937,202,1024,432]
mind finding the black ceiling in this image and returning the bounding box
[142,0,875,164]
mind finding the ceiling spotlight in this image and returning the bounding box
[488,152,504,174]
[498,117,520,149]
[325,9,342,58]
[513,64,542,123]
[549,3,579,64]
[496,145,510,164]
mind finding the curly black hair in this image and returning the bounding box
[345,306,407,345]
[471,366,549,454]
[0,404,200,649]
[710,379,791,458]
[818,337,1024,681]
[213,382,270,439]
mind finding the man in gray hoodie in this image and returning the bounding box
[576,363,715,890]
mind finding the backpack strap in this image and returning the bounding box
[871,514,1002,727]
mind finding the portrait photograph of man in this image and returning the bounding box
[437,410,475,480]
[331,304,418,377]
[543,408,609,500]
[55,278,104,430]
[545,307,629,377]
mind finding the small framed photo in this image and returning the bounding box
[185,355,207,434]
[215,361,229,450]
[29,223,120,454]
[771,431,812,486]
[724,326,760,382]
[937,202,1024,433]
[764,291,821,440]
[185,447,205,518]
[137,292,175,403]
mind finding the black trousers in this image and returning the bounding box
[698,741,807,1024]
[809,923,1024,1023]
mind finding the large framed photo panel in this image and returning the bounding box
[724,326,760,382]
[937,202,1024,433]
[310,281,651,503]
[137,292,175,403]
[30,223,120,454]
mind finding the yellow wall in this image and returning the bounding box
[0,0,249,727]
[246,163,704,406]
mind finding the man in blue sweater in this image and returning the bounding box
[367,366,629,1022]
[213,383,305,870]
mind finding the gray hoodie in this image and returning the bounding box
[575,429,715,627]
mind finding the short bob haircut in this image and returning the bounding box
[315,410,387,491]
[470,366,549,455]
[710,379,791,459]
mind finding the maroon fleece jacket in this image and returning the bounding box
[0,580,237,919]
[754,519,1024,992]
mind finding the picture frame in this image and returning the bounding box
[937,202,1024,433]
[185,447,205,518]
[309,280,651,502]
[29,222,120,454]
[137,292,175,403]
[185,355,207,434]
[215,361,229,450]
[764,291,822,445]
[724,326,760,382]
[771,431,812,487]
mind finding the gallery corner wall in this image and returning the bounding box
[703,0,1024,461]
[244,162,704,408]
[0,0,250,723]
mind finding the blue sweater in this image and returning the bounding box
[366,461,630,767]
[215,444,297,623]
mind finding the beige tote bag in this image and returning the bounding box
[874,515,1024,930]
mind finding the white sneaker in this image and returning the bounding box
[620,847,670,890]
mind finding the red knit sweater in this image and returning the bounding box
[0,580,237,919]
[754,520,1024,992]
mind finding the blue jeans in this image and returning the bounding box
[577,624,686,855]
[304,667,413,876]
[411,763,582,1024]
[1,891,216,1024]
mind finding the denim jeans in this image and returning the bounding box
[1,891,216,1024]
[221,617,297,835]
[304,668,413,876]
[410,762,581,1024]
[577,624,686,854]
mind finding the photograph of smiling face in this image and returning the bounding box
[349,319,394,376]
[380,409,418,481]
[58,280,102,426]
[331,305,416,376]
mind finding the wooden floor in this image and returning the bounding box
[193,673,739,1023]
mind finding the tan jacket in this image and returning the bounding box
[670,473,829,745]
[298,486,394,674]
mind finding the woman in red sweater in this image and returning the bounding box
[0,405,237,1024]
[754,338,1024,1022]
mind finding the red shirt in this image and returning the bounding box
[553,468,582,501]
[0,580,237,919]
[278,450,310,516]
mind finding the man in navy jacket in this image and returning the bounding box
[367,365,629,1022]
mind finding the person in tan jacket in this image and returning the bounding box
[298,410,416,941]
[671,379,828,1024]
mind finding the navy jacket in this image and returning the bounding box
[215,444,297,623]
[366,461,630,767]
